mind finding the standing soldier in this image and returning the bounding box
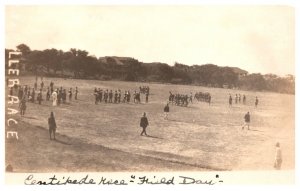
[243,95,246,104]
[114,90,118,103]
[34,81,37,90]
[48,112,57,140]
[127,90,131,103]
[118,90,121,103]
[94,88,99,104]
[75,87,78,100]
[62,89,67,104]
[242,111,250,130]
[31,89,35,103]
[235,94,238,104]
[37,89,42,105]
[50,81,54,90]
[145,92,149,103]
[103,89,107,103]
[57,89,62,106]
[41,81,44,90]
[255,96,259,108]
[208,94,211,105]
[229,94,233,107]
[19,97,27,116]
[164,103,170,120]
[46,87,51,101]
[189,92,193,103]
[99,89,103,103]
[238,94,241,103]
[68,88,73,101]
[140,112,149,136]
[18,86,23,100]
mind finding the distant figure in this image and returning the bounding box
[46,87,51,101]
[229,95,232,107]
[140,112,149,136]
[164,103,170,120]
[145,92,149,103]
[52,90,57,106]
[41,81,44,90]
[242,112,250,130]
[69,88,73,101]
[19,97,27,116]
[274,142,282,170]
[75,87,78,100]
[255,96,259,108]
[48,112,57,140]
[50,81,54,91]
[37,90,42,105]
[243,95,246,104]
[34,81,37,90]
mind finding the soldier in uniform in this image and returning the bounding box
[37,89,42,105]
[255,96,259,108]
[19,97,27,116]
[229,94,233,107]
[140,112,149,136]
[242,111,250,130]
[164,103,170,120]
[68,88,73,101]
[75,87,79,100]
[48,112,57,140]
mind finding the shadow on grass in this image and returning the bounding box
[54,138,72,145]
[248,129,264,132]
[145,135,163,139]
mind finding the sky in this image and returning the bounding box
[5,5,295,76]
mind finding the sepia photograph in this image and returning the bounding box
[3,3,295,185]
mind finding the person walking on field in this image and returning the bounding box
[48,112,57,140]
[242,111,250,130]
[274,142,282,170]
[140,112,149,136]
[164,103,170,120]
[255,96,259,108]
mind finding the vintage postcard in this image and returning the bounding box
[3,1,296,187]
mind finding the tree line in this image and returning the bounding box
[5,44,295,94]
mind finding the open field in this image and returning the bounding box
[5,76,295,172]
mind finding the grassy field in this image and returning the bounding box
[5,76,295,172]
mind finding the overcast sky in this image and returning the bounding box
[5,5,294,76]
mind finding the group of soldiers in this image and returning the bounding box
[168,92,192,107]
[228,94,259,107]
[139,86,150,94]
[228,94,247,106]
[93,88,149,104]
[50,85,79,106]
[194,92,212,105]
[9,80,79,116]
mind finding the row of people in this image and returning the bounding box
[194,92,211,105]
[93,88,149,104]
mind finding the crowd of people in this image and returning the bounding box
[8,77,282,170]
[139,86,150,95]
[9,80,79,116]
[93,88,149,104]
[168,92,192,107]
[194,92,211,105]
